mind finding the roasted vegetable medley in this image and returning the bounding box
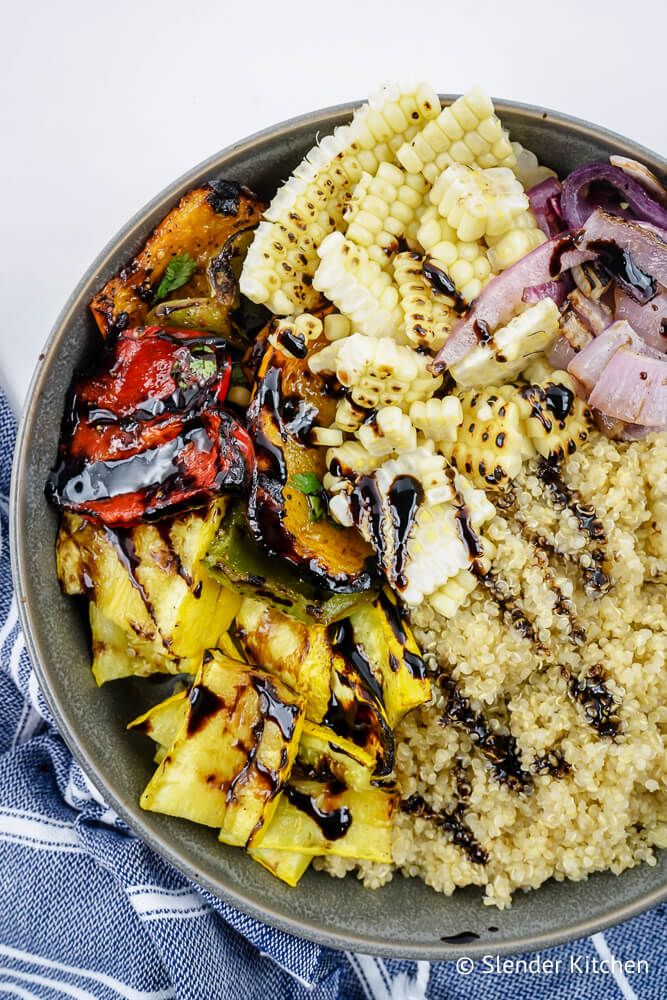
[48,83,666,890]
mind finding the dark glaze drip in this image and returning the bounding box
[103,526,157,622]
[387,475,423,588]
[251,674,300,741]
[441,931,481,944]
[422,260,467,313]
[519,385,552,433]
[284,786,352,840]
[475,569,543,649]
[536,459,610,597]
[439,674,533,792]
[532,748,572,779]
[280,396,318,442]
[276,327,307,359]
[451,493,542,648]
[401,794,489,865]
[376,590,426,680]
[321,679,394,777]
[513,516,608,606]
[568,664,621,738]
[350,475,385,568]
[549,233,577,277]
[186,684,225,736]
[544,383,575,424]
[473,319,492,344]
[588,240,657,303]
[328,619,383,703]
[250,366,288,479]
[290,757,347,796]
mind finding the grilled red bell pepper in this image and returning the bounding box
[48,410,254,527]
[47,325,253,526]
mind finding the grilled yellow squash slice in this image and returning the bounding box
[56,502,240,682]
[140,651,305,847]
[128,690,189,763]
[347,590,431,728]
[247,846,312,888]
[252,722,397,862]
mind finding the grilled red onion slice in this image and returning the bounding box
[568,289,612,335]
[561,162,667,230]
[433,235,595,371]
[588,348,667,426]
[578,210,667,303]
[546,336,578,371]
[615,286,667,352]
[568,320,662,394]
[528,178,563,237]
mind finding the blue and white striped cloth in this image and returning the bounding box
[0,381,665,1000]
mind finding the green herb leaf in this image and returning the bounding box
[153,252,197,303]
[289,472,323,496]
[189,355,217,380]
[308,493,326,523]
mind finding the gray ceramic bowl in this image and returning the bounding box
[10,98,667,959]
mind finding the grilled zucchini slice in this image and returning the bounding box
[56,503,239,680]
[140,651,305,846]
[252,722,397,862]
[347,590,430,727]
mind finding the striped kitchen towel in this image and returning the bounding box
[0,382,665,1000]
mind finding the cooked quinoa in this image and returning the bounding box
[317,430,667,907]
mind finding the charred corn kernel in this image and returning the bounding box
[309,333,442,412]
[241,84,440,314]
[333,396,368,432]
[397,87,516,184]
[310,426,344,447]
[515,372,593,463]
[326,439,382,479]
[328,491,355,527]
[409,396,463,444]
[313,232,404,340]
[345,164,429,268]
[444,387,535,489]
[393,252,454,350]
[349,449,495,606]
[268,314,322,357]
[430,165,528,241]
[510,141,558,189]
[485,210,546,270]
[449,298,561,387]
[417,206,493,303]
[323,313,352,341]
[357,406,417,456]
[429,568,479,618]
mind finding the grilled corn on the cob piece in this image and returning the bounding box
[408,396,464,445]
[417,206,493,303]
[444,387,535,489]
[393,251,455,350]
[313,232,404,339]
[449,298,561,387]
[357,405,417,457]
[430,164,528,242]
[240,83,440,314]
[345,163,429,268]
[485,209,546,271]
[309,333,442,411]
[515,372,593,462]
[397,87,516,184]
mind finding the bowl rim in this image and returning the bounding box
[10,95,667,960]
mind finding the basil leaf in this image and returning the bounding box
[153,253,197,303]
[308,493,326,523]
[289,472,323,496]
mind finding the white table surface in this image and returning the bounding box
[2,0,665,415]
